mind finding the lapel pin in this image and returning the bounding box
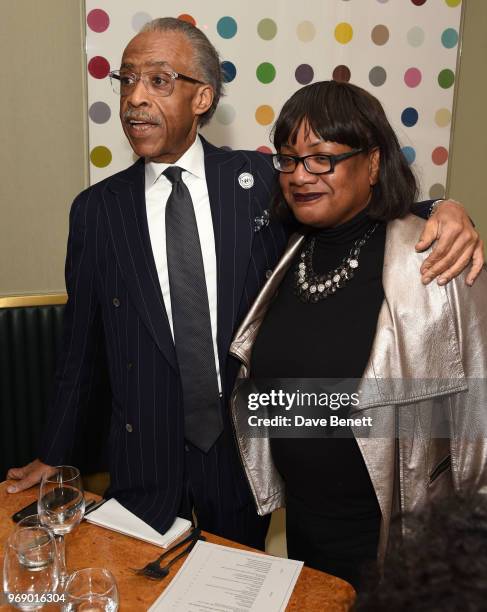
[254,209,270,232]
[238,172,254,189]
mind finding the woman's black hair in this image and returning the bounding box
[355,493,487,611]
[271,80,418,223]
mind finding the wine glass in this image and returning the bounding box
[3,526,59,610]
[16,515,43,529]
[38,466,85,586]
[63,568,119,611]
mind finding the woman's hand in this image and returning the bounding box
[415,200,484,286]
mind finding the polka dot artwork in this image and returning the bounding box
[215,104,236,125]
[256,62,276,84]
[369,66,387,87]
[255,105,275,125]
[438,68,455,88]
[401,107,419,127]
[87,9,110,33]
[217,16,237,39]
[296,21,315,42]
[89,101,111,124]
[88,56,110,79]
[295,64,314,85]
[84,1,463,198]
[221,61,237,83]
[402,146,416,165]
[90,146,112,168]
[404,67,422,88]
[131,12,152,32]
[407,26,425,47]
[333,65,351,82]
[178,14,196,26]
[257,18,277,40]
[441,28,458,48]
[429,183,446,199]
[435,108,451,127]
[371,25,389,45]
[432,146,449,165]
[335,22,353,44]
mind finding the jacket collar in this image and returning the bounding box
[229,215,467,404]
[358,215,467,406]
[230,231,304,369]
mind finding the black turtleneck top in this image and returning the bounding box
[250,208,385,584]
[251,208,385,380]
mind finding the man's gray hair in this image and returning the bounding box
[140,17,223,126]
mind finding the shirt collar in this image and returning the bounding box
[144,134,205,186]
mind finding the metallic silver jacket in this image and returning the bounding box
[229,215,487,565]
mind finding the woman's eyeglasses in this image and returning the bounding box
[272,149,364,175]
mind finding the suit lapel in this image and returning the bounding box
[202,139,259,369]
[105,159,177,371]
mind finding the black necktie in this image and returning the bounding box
[164,166,223,452]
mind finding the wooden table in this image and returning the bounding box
[0,481,355,611]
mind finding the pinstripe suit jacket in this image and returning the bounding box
[39,138,289,533]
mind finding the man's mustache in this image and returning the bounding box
[122,110,161,125]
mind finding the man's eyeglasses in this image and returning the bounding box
[272,149,364,175]
[109,69,204,97]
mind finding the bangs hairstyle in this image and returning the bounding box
[271,80,418,222]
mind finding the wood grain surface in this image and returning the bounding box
[0,481,355,611]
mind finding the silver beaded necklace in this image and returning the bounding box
[295,222,379,303]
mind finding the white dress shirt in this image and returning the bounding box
[145,135,221,391]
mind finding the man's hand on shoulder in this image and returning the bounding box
[6,459,55,493]
[415,199,484,287]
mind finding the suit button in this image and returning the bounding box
[184,444,190,452]
[113,297,120,308]
[127,362,133,370]
[126,423,133,433]
[265,269,273,279]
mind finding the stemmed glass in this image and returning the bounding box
[38,466,85,586]
[3,526,59,610]
[64,568,119,611]
[16,515,43,530]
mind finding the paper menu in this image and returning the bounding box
[149,540,303,611]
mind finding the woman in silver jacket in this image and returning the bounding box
[229,81,487,589]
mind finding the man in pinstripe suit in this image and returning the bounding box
[7,18,482,549]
